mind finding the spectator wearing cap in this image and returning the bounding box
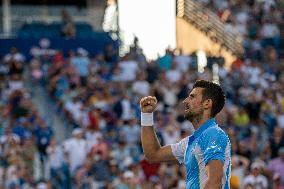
[243,162,268,189]
[71,48,90,86]
[63,128,87,173]
[268,147,284,186]
[117,171,141,189]
[273,173,284,189]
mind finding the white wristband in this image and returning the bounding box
[141,112,154,126]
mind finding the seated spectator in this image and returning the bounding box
[243,162,268,189]
[70,48,90,86]
[268,147,284,186]
[117,171,142,189]
[4,47,25,63]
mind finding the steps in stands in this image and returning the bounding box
[24,66,70,143]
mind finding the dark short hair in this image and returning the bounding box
[192,80,225,117]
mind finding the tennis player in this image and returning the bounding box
[140,80,231,189]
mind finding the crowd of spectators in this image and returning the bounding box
[0,0,284,189]
[0,47,55,188]
[21,38,284,189]
[198,0,284,55]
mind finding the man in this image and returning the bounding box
[140,80,231,189]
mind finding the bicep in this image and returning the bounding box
[150,145,178,163]
[206,160,224,187]
[151,136,189,163]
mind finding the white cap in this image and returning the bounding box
[37,183,47,189]
[251,162,262,170]
[77,47,88,56]
[72,128,83,136]
[123,171,134,178]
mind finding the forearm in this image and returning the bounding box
[140,96,175,162]
[141,126,161,160]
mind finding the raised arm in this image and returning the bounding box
[140,96,177,163]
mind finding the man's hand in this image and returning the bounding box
[140,96,157,113]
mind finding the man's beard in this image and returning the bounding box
[184,109,203,122]
[184,111,196,122]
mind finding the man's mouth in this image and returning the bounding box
[185,106,190,112]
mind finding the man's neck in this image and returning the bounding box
[191,114,212,130]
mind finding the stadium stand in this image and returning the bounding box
[0,0,284,189]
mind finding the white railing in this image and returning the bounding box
[177,0,243,56]
[0,5,101,34]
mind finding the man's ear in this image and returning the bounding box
[203,99,212,110]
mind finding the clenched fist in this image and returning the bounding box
[140,96,158,113]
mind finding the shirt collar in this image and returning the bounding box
[192,118,216,139]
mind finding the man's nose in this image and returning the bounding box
[183,97,189,104]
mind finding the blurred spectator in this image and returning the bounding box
[71,48,90,86]
[268,147,284,186]
[4,47,25,63]
[61,9,73,25]
[61,10,76,39]
[63,128,87,173]
[243,162,268,189]
[91,133,110,161]
[132,72,150,97]
[34,118,54,164]
[118,55,139,82]
[117,171,141,189]
[158,49,173,71]
[273,173,284,189]
[74,157,93,189]
[166,62,182,84]
[268,127,284,159]
[119,119,140,145]
[46,137,70,189]
[231,155,250,186]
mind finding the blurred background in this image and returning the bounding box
[0,0,284,188]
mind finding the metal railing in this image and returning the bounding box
[0,5,104,35]
[177,0,244,56]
